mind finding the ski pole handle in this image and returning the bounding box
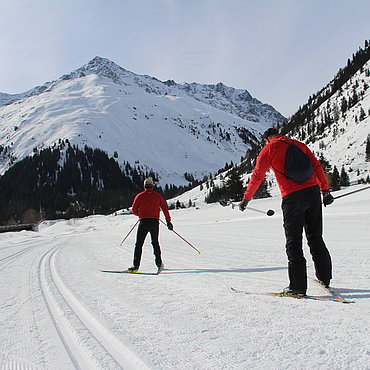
[160,220,201,254]
[247,206,270,215]
[225,201,275,216]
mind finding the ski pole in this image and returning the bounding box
[247,206,275,216]
[119,219,139,246]
[219,200,275,216]
[332,185,370,200]
[159,219,201,254]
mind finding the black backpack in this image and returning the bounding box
[272,139,314,183]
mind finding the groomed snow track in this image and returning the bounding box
[38,239,149,370]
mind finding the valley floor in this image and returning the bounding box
[1,186,369,369]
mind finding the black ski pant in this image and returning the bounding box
[282,185,332,292]
[133,218,162,268]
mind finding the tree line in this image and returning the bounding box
[203,151,354,204]
[0,143,195,225]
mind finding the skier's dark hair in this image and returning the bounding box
[262,127,279,140]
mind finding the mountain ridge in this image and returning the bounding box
[0,56,285,186]
[0,56,284,123]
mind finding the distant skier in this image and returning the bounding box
[239,128,334,295]
[128,178,173,274]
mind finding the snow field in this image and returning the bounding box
[0,185,369,369]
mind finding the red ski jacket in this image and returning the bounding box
[243,135,329,200]
[132,189,171,222]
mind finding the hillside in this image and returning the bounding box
[280,43,370,185]
[197,41,370,206]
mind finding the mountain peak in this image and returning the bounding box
[210,82,253,101]
[85,56,122,70]
[72,56,129,84]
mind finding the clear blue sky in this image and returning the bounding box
[1,0,369,117]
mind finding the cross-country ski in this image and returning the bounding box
[101,269,161,275]
[311,278,351,303]
[230,287,354,303]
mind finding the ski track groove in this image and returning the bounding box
[0,246,34,270]
[1,244,50,369]
[37,239,150,370]
[0,352,40,370]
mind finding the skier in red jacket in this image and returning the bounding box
[239,128,334,295]
[128,178,173,273]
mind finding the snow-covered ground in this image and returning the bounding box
[1,185,369,369]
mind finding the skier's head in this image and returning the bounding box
[144,178,154,189]
[262,127,279,142]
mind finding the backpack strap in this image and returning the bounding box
[269,138,292,176]
[270,138,314,182]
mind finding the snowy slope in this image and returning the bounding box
[0,184,369,369]
[199,59,370,202]
[301,59,370,183]
[0,57,284,186]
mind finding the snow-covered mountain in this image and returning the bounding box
[0,57,285,186]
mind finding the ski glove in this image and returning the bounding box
[167,221,174,231]
[322,191,334,207]
[238,199,249,212]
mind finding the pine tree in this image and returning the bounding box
[253,178,271,199]
[205,185,227,203]
[330,166,341,191]
[359,107,366,121]
[224,168,245,201]
[318,153,332,173]
[340,166,350,186]
[366,136,370,162]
